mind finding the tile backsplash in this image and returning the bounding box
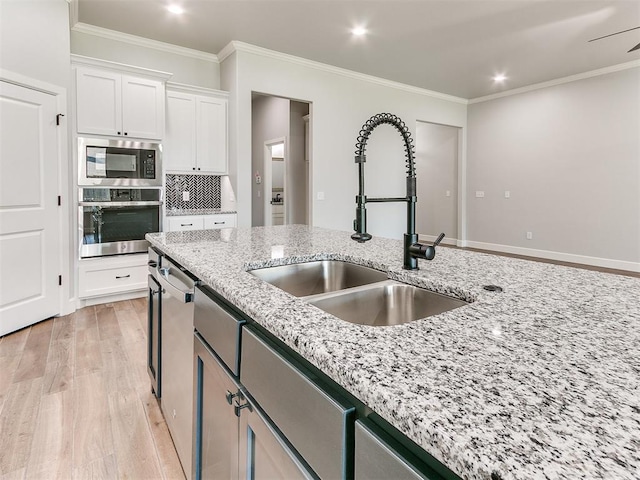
[165,174,221,210]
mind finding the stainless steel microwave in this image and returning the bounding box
[78,137,162,187]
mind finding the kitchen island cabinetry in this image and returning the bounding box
[73,59,168,140]
[147,225,640,480]
[165,85,228,174]
[191,282,450,480]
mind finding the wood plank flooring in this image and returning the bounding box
[0,299,185,480]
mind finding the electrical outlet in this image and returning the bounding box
[526,231,533,240]
[475,191,485,198]
[182,191,190,202]
[504,190,511,198]
[446,190,451,197]
[317,192,325,200]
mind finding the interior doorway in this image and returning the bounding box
[415,121,461,245]
[263,139,286,226]
[251,94,310,227]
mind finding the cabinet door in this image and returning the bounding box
[165,92,197,172]
[355,419,428,480]
[122,75,164,140]
[239,397,316,480]
[194,334,240,480]
[196,96,227,174]
[76,67,122,136]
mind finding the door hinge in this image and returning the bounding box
[58,195,61,206]
[56,113,65,126]
[58,275,62,286]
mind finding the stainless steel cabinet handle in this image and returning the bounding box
[225,390,239,405]
[234,399,251,417]
[116,274,131,279]
[158,267,194,303]
[214,221,225,225]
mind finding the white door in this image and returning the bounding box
[0,81,60,336]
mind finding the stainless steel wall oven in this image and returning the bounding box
[79,187,162,258]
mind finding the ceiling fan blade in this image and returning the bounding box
[629,42,640,53]
[588,26,640,42]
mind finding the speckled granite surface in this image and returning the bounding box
[147,225,640,480]
[165,208,237,216]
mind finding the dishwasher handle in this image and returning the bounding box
[158,267,194,303]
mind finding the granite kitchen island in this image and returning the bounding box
[147,225,639,480]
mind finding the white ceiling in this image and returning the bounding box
[77,0,640,99]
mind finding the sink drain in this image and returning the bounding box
[483,285,503,292]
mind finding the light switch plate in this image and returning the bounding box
[475,191,485,198]
[182,191,190,202]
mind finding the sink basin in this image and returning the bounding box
[249,260,387,297]
[308,281,468,326]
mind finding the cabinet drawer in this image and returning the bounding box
[79,257,148,298]
[241,326,354,480]
[167,216,205,231]
[204,214,236,229]
[194,286,246,376]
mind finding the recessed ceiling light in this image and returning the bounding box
[493,74,507,83]
[167,4,184,15]
[352,26,367,36]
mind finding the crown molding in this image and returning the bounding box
[469,60,640,104]
[71,54,173,80]
[72,23,219,63]
[218,41,468,105]
[166,81,229,97]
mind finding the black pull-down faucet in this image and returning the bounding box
[351,113,444,270]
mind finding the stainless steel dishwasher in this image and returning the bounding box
[147,247,162,398]
[158,257,197,480]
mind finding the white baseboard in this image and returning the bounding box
[463,240,640,273]
[417,234,459,247]
[77,289,147,308]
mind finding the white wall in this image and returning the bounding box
[288,101,310,224]
[222,46,467,241]
[415,122,459,243]
[251,95,289,226]
[0,0,71,88]
[467,67,640,268]
[70,29,220,88]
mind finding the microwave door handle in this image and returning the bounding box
[157,268,193,303]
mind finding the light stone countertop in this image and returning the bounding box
[147,225,640,480]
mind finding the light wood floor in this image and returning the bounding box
[0,299,186,480]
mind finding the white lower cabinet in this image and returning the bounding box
[78,254,148,299]
[166,214,237,232]
[167,216,205,231]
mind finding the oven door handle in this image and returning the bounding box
[79,201,163,207]
[158,267,194,303]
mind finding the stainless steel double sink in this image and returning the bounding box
[249,260,468,327]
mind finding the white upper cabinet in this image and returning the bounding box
[165,85,229,174]
[165,91,196,172]
[74,62,167,141]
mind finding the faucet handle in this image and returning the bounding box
[433,232,445,247]
[409,233,445,261]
